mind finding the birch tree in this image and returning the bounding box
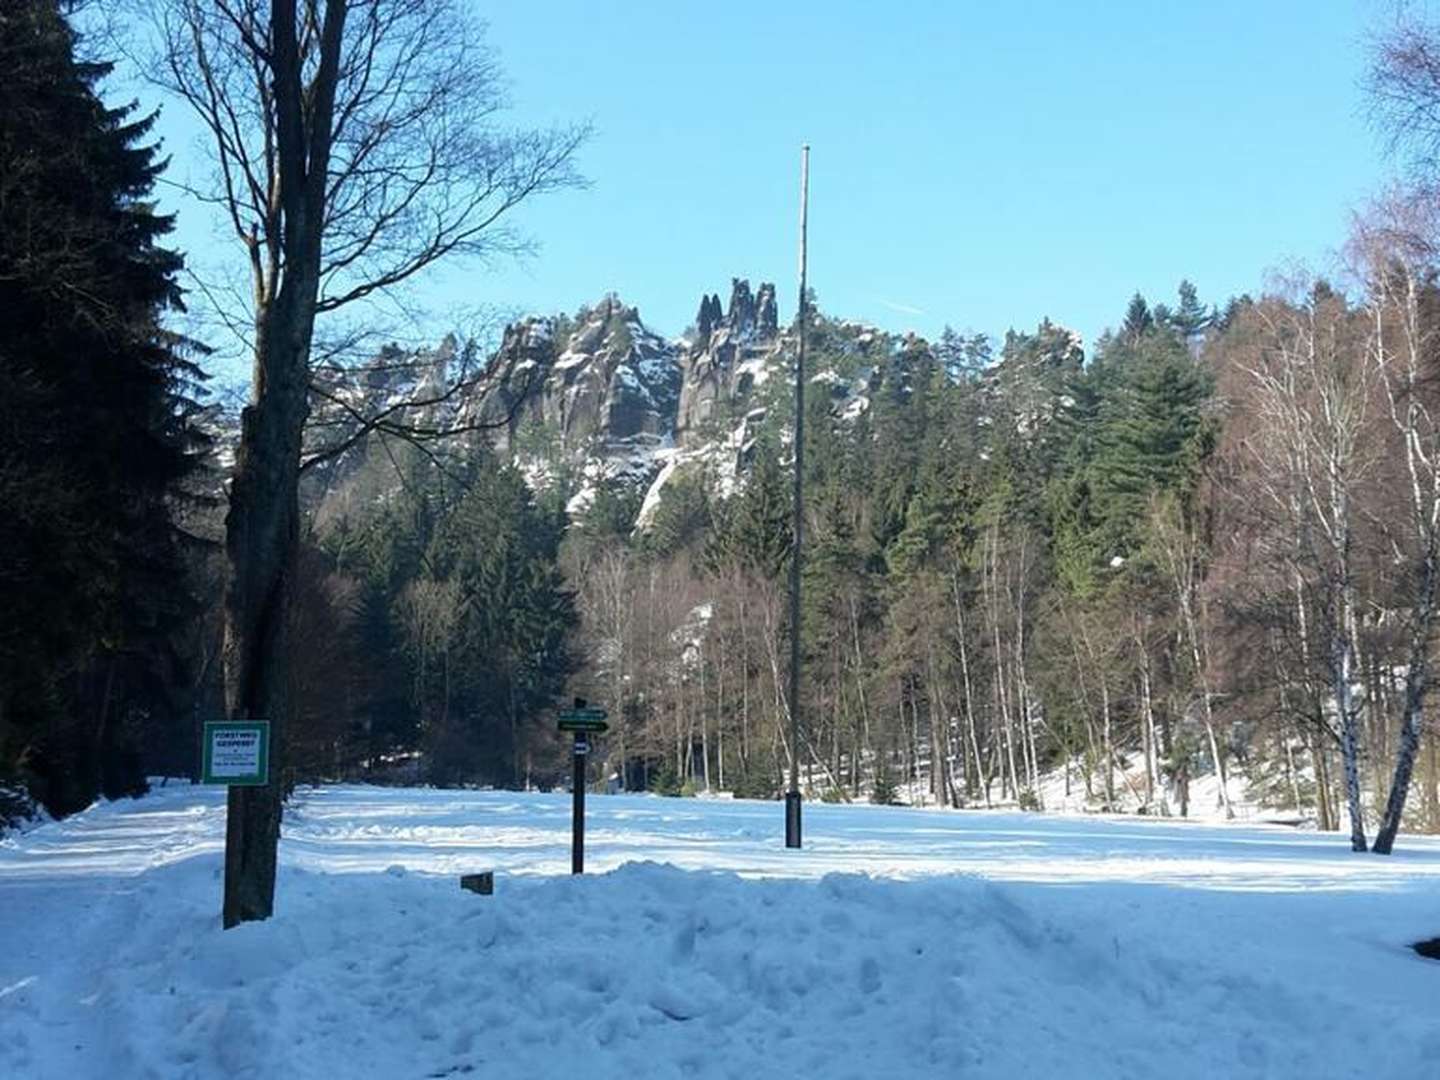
[1365,8,1440,852]
[1240,289,1376,850]
[1355,203,1440,854]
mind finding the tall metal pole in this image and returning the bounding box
[786,144,810,850]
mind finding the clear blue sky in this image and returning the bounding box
[143,1,1388,378]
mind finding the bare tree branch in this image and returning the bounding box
[298,345,546,474]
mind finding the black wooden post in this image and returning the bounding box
[560,696,606,875]
[572,732,586,875]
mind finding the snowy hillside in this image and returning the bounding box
[5,786,1440,1079]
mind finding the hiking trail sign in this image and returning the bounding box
[558,706,608,734]
[202,721,271,786]
[559,701,607,873]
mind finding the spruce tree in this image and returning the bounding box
[1086,332,1213,563]
[0,1,207,818]
[714,435,793,580]
[1171,280,1212,342]
[1122,293,1155,344]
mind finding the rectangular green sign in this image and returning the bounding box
[202,721,271,786]
[558,707,608,733]
[559,718,608,733]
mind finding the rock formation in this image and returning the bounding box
[306,275,888,528]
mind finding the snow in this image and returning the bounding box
[514,455,555,491]
[672,603,714,668]
[633,349,679,385]
[6,785,1440,1079]
[634,448,682,529]
[1030,762,1262,821]
[554,348,593,372]
[565,487,596,516]
[634,418,746,530]
[611,364,645,395]
[735,353,773,387]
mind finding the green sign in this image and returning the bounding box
[202,721,271,786]
[558,707,608,733]
[559,719,608,733]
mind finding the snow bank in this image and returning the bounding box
[4,786,1440,1079]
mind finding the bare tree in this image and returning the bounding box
[395,577,463,734]
[150,0,585,926]
[1151,495,1233,818]
[1353,199,1440,853]
[1370,8,1440,185]
[1239,288,1378,851]
[1362,12,1440,852]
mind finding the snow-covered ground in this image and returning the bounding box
[4,785,1440,1079]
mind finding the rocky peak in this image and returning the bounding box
[675,278,784,441]
[719,278,779,341]
[695,292,724,346]
[726,278,756,338]
[756,283,778,338]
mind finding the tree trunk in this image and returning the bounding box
[1099,676,1114,807]
[949,572,983,804]
[1373,548,1438,853]
[1425,736,1440,831]
[1194,593,1232,820]
[221,313,310,928]
[1332,621,1367,851]
[1309,727,1333,831]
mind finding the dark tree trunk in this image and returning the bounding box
[220,306,312,928]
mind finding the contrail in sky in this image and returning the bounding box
[877,298,926,317]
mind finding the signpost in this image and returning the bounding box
[559,700,608,874]
[202,721,271,786]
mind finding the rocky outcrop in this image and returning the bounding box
[467,296,681,484]
[306,275,891,526]
[676,278,785,440]
[756,283,778,338]
[695,293,724,346]
[462,279,791,514]
[726,279,756,338]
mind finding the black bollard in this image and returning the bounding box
[572,732,587,874]
[785,790,802,848]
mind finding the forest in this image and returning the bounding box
[8,0,1440,865]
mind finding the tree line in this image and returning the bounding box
[562,260,1440,857]
[10,0,1440,889]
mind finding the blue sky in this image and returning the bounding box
[142,1,1387,378]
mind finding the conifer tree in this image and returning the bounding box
[1171,280,1212,342]
[715,435,793,580]
[1122,293,1155,344]
[0,1,207,818]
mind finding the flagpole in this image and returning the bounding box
[786,144,809,850]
